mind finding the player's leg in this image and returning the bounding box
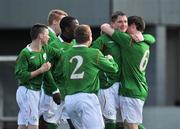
[105,118,116,129]
[39,115,48,129]
[39,89,59,129]
[27,125,39,129]
[115,122,146,129]
[67,119,76,129]
[115,122,124,129]
[99,82,120,129]
[16,86,40,129]
[120,96,144,129]
[18,125,27,129]
[65,93,104,129]
[39,115,58,129]
[138,124,146,129]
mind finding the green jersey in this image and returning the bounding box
[42,28,63,95]
[48,27,62,45]
[112,30,155,101]
[48,39,76,97]
[54,45,119,96]
[15,44,61,91]
[91,34,155,89]
[91,34,121,89]
[50,39,76,51]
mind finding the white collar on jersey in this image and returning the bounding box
[73,44,88,48]
[58,35,64,42]
[48,26,64,42]
[48,26,56,34]
[27,44,33,52]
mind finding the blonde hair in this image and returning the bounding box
[47,9,68,25]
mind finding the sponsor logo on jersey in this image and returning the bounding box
[43,53,47,60]
[30,56,35,59]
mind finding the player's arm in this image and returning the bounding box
[143,34,156,45]
[91,36,105,51]
[96,50,118,73]
[53,57,64,88]
[46,45,62,59]
[101,23,131,47]
[129,32,156,45]
[15,52,31,83]
[15,51,50,83]
[44,71,61,105]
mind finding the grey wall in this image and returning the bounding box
[0,0,110,28]
[113,0,180,26]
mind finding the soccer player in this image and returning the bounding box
[15,23,61,129]
[47,9,68,42]
[53,24,119,129]
[50,16,79,50]
[92,11,155,129]
[51,16,79,129]
[101,16,155,129]
[39,9,68,129]
[91,11,128,129]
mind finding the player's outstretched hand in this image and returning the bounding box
[53,92,61,105]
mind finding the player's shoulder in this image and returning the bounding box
[97,34,111,41]
[20,46,30,55]
[88,47,100,52]
[87,47,102,56]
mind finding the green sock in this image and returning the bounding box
[138,124,146,129]
[105,122,116,129]
[47,122,58,129]
[115,122,125,129]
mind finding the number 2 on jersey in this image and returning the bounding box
[70,55,84,79]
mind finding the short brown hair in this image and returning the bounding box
[74,25,91,44]
[128,16,145,32]
[47,9,68,25]
[111,11,127,22]
[30,23,48,40]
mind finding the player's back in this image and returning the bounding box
[61,45,118,95]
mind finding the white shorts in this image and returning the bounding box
[39,89,69,124]
[98,82,120,120]
[119,96,144,124]
[16,86,41,126]
[65,93,104,129]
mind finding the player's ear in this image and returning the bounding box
[38,33,43,39]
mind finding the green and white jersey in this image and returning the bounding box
[42,28,63,95]
[50,39,76,51]
[48,27,62,46]
[54,44,119,96]
[46,39,76,97]
[15,44,61,91]
[91,34,155,89]
[112,30,155,101]
[91,34,121,89]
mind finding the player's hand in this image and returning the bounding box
[39,62,51,73]
[130,31,144,42]
[53,92,61,105]
[105,54,113,60]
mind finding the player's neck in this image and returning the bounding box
[30,41,42,52]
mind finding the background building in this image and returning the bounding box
[0,0,180,128]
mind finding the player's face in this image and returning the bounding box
[111,15,128,32]
[127,24,136,34]
[41,29,49,45]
